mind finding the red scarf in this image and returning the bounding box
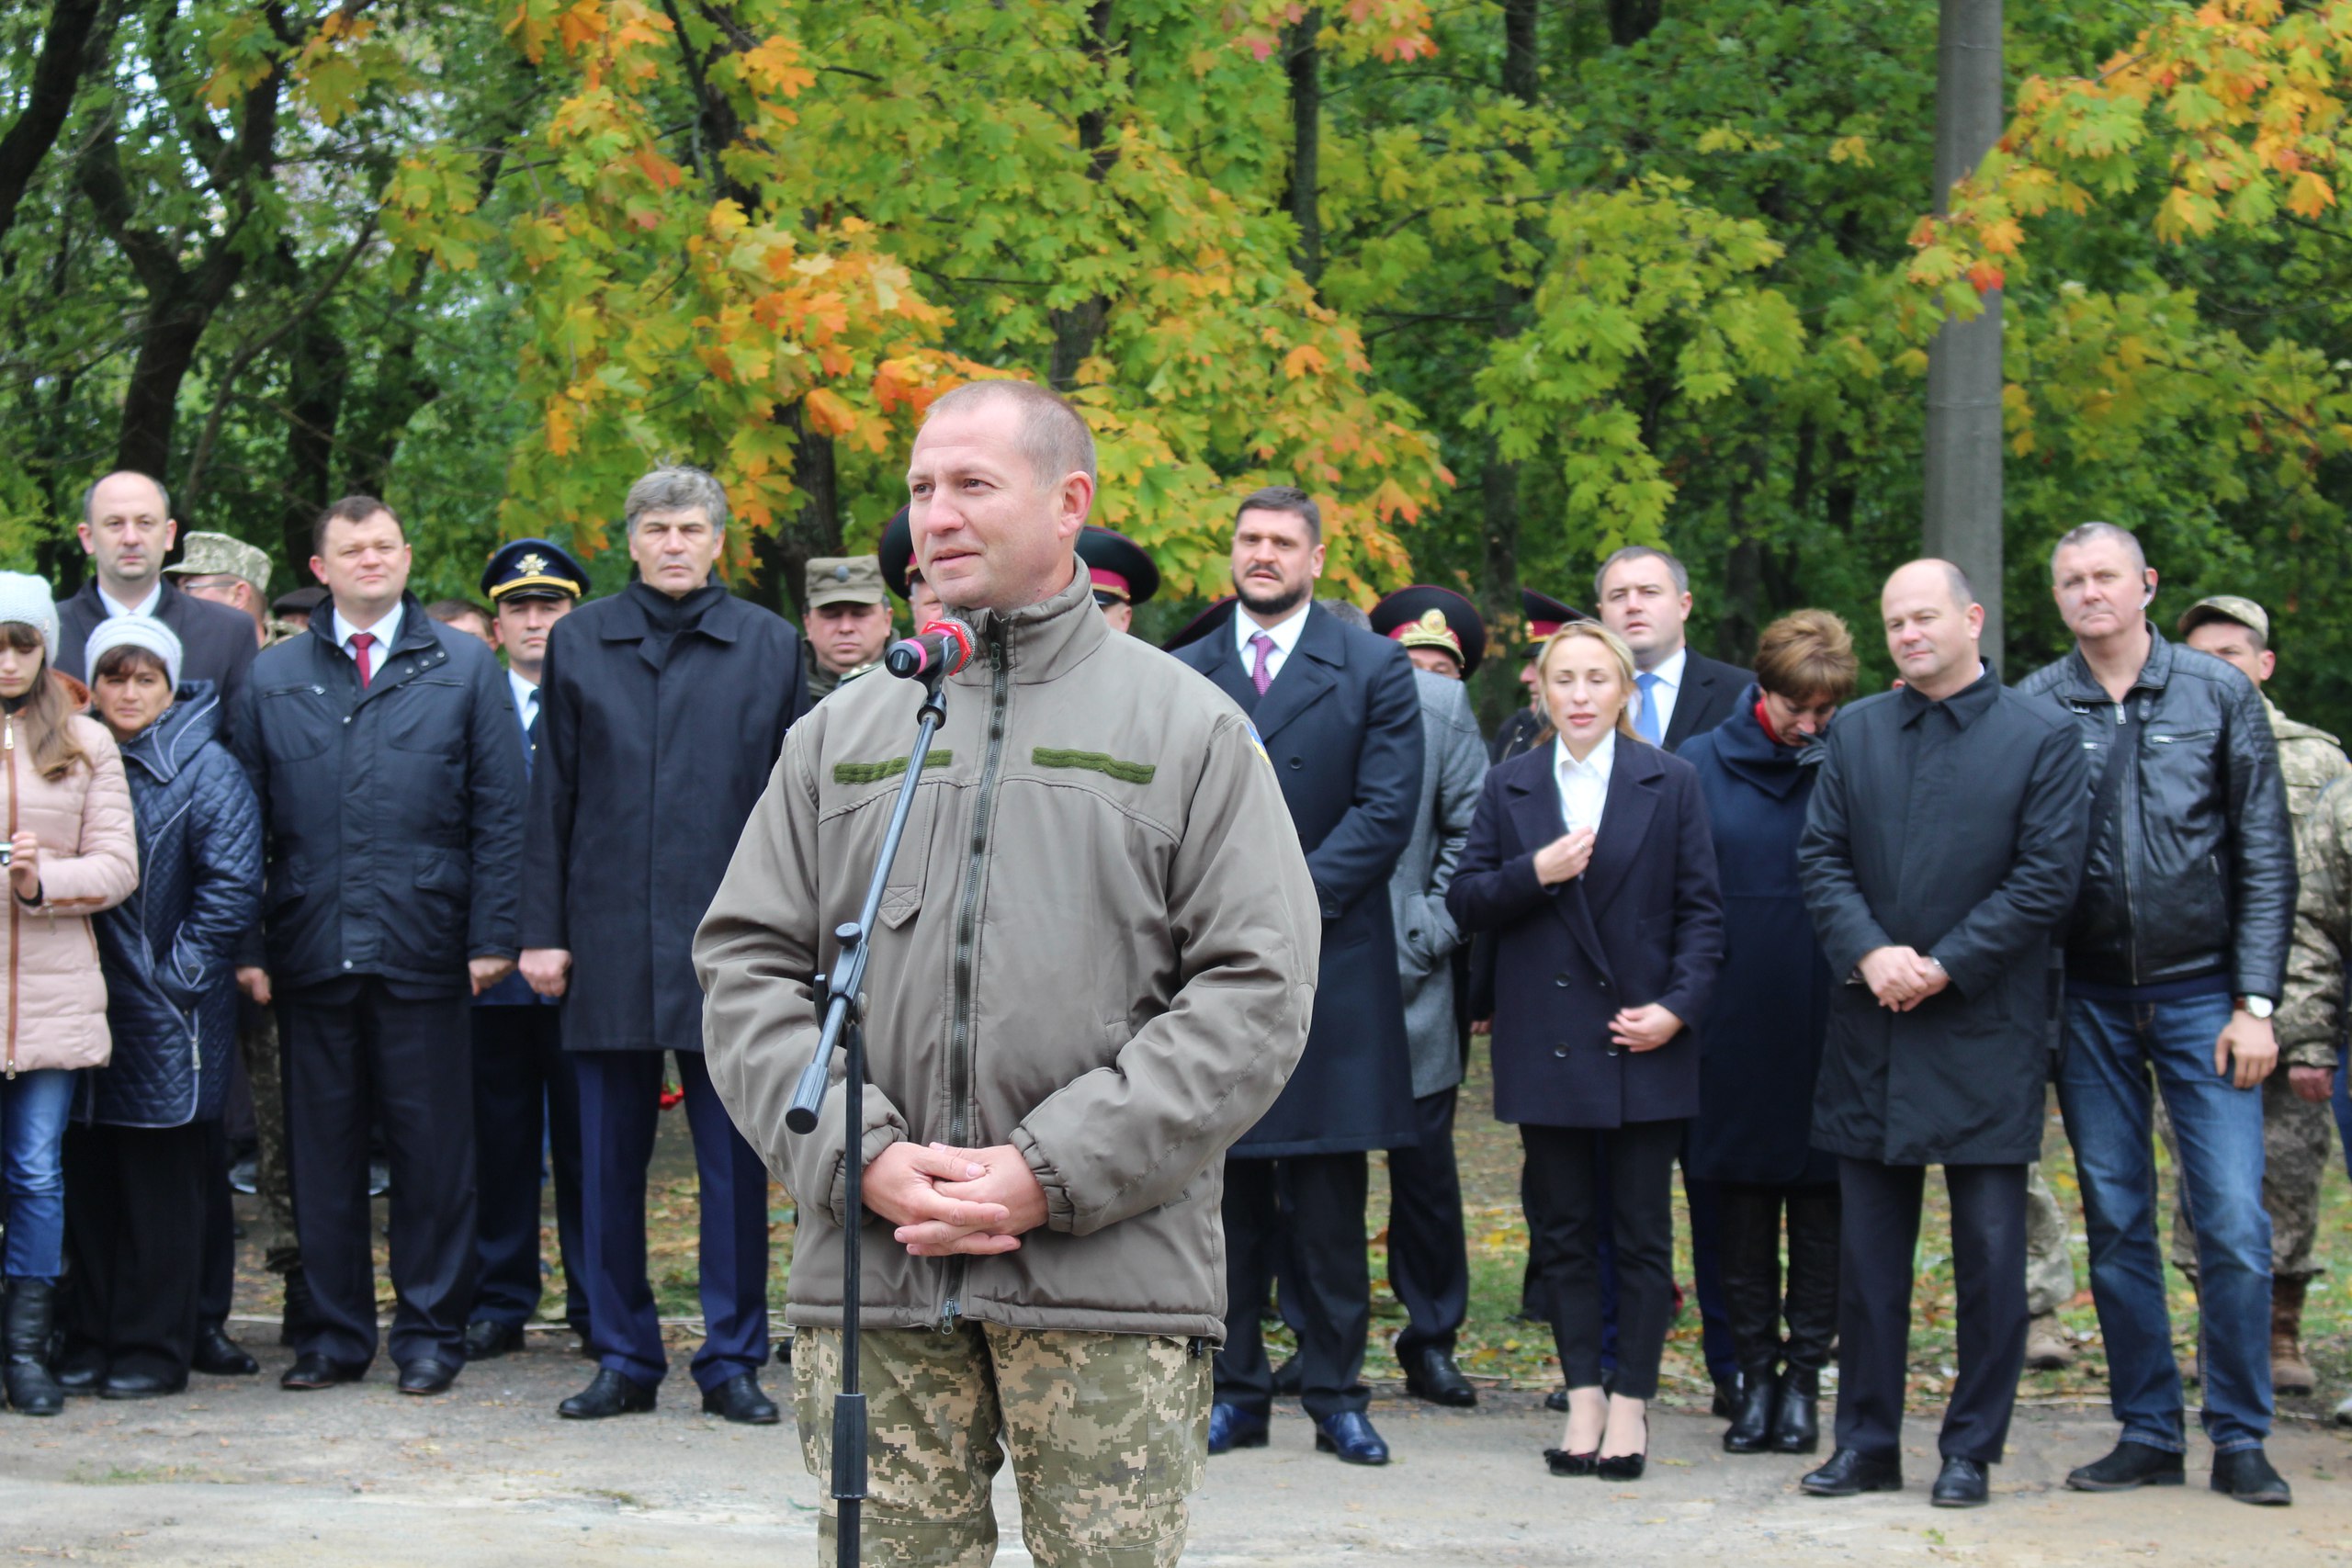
[1754,694,1792,749]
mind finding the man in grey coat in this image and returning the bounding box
[1371,587,1490,1407]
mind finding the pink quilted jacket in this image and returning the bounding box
[2,700,138,1077]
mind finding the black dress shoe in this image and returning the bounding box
[1595,1408,1647,1482]
[560,1367,656,1419]
[99,1368,188,1400]
[2211,1447,2292,1506]
[53,1346,105,1394]
[280,1353,366,1391]
[192,1325,259,1377]
[700,1371,780,1425]
[1769,1365,1822,1455]
[774,1332,793,1367]
[1401,1346,1477,1407]
[1313,1410,1390,1465]
[1207,1402,1269,1453]
[1802,1447,1903,1496]
[1931,1456,1989,1507]
[2065,1440,2184,1492]
[1544,1385,1568,1413]
[1724,1367,1777,1453]
[399,1358,459,1395]
[464,1320,525,1361]
[1544,1448,1597,1476]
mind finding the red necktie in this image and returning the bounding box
[349,631,376,690]
[1249,632,1275,696]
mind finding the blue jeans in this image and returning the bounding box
[2059,993,2271,1453]
[0,1068,74,1280]
[2334,1047,2352,1180]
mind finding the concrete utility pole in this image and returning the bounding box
[1922,0,2006,666]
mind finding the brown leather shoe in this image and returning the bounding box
[2273,1278,2315,1396]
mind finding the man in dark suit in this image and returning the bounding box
[519,467,806,1426]
[1172,486,1423,1466]
[231,497,526,1398]
[57,471,258,707]
[462,538,593,1361]
[1796,558,2088,1507]
[1593,543,1752,1410]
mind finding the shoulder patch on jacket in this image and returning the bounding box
[1033,747,1155,784]
[833,751,952,785]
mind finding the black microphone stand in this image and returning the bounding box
[785,671,952,1568]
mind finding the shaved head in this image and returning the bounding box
[922,380,1096,490]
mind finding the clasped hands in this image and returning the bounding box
[864,1140,1049,1258]
[1858,945,1951,1012]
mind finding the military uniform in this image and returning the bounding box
[1076,525,1159,634]
[802,554,888,704]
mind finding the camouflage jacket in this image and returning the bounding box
[2271,698,2352,1067]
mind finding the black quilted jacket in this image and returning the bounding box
[85,683,262,1127]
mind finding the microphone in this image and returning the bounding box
[885,619,976,682]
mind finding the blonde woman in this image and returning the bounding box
[1448,621,1723,1480]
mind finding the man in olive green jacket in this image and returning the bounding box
[697,379,1318,1567]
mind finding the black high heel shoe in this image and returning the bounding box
[1595,1408,1649,1482]
[1544,1447,1598,1476]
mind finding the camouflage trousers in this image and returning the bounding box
[238,1004,300,1269]
[2159,1071,2334,1283]
[792,1324,1210,1568]
[2023,1092,2078,1318]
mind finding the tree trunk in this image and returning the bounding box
[1048,0,1118,385]
[1283,7,1322,287]
[0,0,106,249]
[1476,0,1543,731]
[1922,0,2006,666]
[277,310,346,580]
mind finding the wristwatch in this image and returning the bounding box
[2239,995,2275,1020]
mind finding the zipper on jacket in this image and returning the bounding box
[3,716,13,1079]
[939,625,1014,1334]
[2114,700,2142,986]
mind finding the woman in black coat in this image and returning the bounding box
[1679,611,1859,1458]
[1449,622,1723,1482]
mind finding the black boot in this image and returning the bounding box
[278,1266,318,1348]
[1770,1364,1821,1454]
[1724,1365,1779,1453]
[4,1280,65,1416]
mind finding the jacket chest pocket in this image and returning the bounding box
[381,680,467,755]
[259,685,336,763]
[2140,728,2222,807]
[876,785,939,931]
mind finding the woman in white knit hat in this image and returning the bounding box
[0,572,138,1416]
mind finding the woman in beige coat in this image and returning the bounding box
[0,574,137,1416]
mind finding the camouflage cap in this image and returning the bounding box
[164,531,271,594]
[2178,593,2270,644]
[807,555,886,609]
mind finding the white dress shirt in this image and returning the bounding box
[98,582,164,621]
[1638,645,1688,742]
[508,667,540,739]
[1552,728,1617,837]
[1236,600,1313,685]
[333,602,403,680]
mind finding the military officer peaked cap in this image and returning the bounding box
[1075,525,1160,609]
[1520,586,1591,651]
[878,506,918,602]
[1371,584,1486,678]
[481,536,591,603]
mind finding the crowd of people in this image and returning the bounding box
[0,384,2346,1549]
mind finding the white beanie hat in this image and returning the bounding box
[0,572,59,661]
[85,615,184,692]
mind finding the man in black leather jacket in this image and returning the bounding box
[2018,522,2297,1506]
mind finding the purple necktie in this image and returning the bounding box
[1249,632,1276,696]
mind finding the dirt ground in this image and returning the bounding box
[6,1335,2352,1566]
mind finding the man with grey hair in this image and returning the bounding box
[520,463,808,1424]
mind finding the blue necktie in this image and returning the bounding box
[1634,671,1662,745]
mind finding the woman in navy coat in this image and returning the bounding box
[1679,611,1858,1459]
[1449,622,1722,1482]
